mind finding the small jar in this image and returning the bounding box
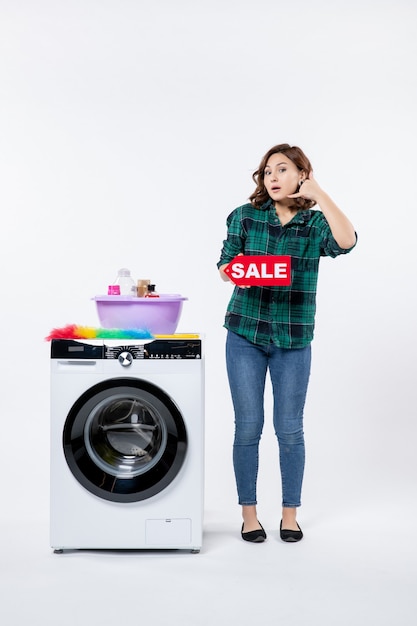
[137,279,151,297]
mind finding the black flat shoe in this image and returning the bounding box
[241,523,267,543]
[280,520,303,543]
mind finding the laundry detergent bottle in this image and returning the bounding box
[113,268,136,296]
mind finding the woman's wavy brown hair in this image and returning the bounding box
[249,143,316,210]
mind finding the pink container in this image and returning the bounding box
[93,295,187,334]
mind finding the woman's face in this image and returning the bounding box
[263,153,303,204]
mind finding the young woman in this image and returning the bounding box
[217,144,356,543]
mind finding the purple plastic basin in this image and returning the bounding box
[93,295,187,334]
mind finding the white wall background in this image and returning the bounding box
[1,0,416,526]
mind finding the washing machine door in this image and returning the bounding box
[63,378,187,503]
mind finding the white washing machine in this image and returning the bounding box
[50,336,204,553]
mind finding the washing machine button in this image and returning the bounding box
[118,351,133,367]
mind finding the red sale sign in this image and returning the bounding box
[224,256,292,286]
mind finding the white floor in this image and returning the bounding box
[2,502,417,626]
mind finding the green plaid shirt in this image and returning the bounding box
[217,200,357,348]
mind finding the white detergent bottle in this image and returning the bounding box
[114,268,136,296]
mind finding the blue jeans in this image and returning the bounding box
[225,331,311,508]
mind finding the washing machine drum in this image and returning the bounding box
[63,378,187,503]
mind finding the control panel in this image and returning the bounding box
[51,338,202,360]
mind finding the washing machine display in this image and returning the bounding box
[50,337,204,552]
[64,378,187,502]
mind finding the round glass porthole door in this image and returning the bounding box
[63,378,187,503]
